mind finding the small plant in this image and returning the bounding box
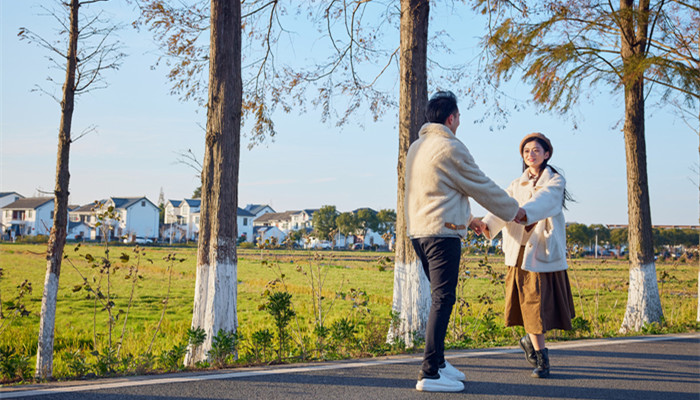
[264,291,296,362]
[330,317,357,357]
[571,316,591,334]
[187,327,207,357]
[158,343,188,372]
[63,350,90,378]
[249,328,273,363]
[0,346,32,382]
[133,353,155,375]
[208,329,239,368]
[92,347,119,376]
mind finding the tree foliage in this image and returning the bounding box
[471,0,699,117]
[135,1,471,147]
[312,205,338,241]
[336,212,359,244]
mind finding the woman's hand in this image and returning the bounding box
[469,218,487,236]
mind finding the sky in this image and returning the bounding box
[1,1,698,226]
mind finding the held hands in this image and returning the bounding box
[469,218,488,236]
[513,207,527,224]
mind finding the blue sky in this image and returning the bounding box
[1,1,697,226]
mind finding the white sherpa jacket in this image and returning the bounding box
[482,166,568,272]
[405,123,519,239]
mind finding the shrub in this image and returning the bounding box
[208,329,239,368]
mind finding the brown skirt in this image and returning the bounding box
[505,246,575,334]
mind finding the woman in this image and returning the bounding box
[481,132,575,378]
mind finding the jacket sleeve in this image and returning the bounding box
[482,180,514,239]
[521,173,565,223]
[443,143,519,222]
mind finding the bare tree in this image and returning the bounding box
[183,0,242,365]
[471,0,698,331]
[19,0,124,379]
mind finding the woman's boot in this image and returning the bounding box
[519,336,537,366]
[531,348,550,378]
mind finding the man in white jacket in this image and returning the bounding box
[406,91,524,392]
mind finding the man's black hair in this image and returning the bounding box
[425,91,458,124]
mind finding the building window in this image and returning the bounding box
[243,218,248,226]
[141,201,146,207]
[28,210,33,218]
[50,211,54,219]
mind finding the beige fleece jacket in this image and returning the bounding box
[482,166,568,272]
[405,123,519,238]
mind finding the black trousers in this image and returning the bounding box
[411,237,461,377]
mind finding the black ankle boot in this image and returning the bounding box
[519,336,537,366]
[531,348,550,378]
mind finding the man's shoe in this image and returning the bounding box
[416,373,464,392]
[519,336,537,367]
[439,360,466,381]
[531,348,550,378]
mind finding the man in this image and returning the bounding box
[405,90,524,392]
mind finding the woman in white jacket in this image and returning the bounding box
[481,132,575,379]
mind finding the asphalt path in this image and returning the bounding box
[4,333,698,400]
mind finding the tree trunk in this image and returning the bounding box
[185,0,241,365]
[34,0,79,380]
[387,0,431,345]
[619,0,663,333]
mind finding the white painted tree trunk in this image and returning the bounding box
[619,262,664,333]
[185,253,237,364]
[387,0,430,346]
[389,259,431,345]
[184,0,241,366]
[35,272,59,378]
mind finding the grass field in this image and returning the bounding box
[0,242,697,381]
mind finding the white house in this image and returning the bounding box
[244,204,275,219]
[237,207,255,242]
[254,225,286,245]
[164,200,184,224]
[2,197,55,237]
[66,221,91,240]
[0,192,24,235]
[253,211,299,232]
[180,198,201,241]
[0,192,24,209]
[88,197,159,241]
[290,209,317,230]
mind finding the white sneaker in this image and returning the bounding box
[439,360,466,381]
[415,373,464,392]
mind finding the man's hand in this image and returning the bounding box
[513,208,527,224]
[469,218,486,236]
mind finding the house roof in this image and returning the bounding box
[2,197,53,210]
[0,192,23,198]
[303,209,318,216]
[71,203,98,213]
[254,210,297,224]
[245,204,275,215]
[184,198,201,208]
[68,221,89,230]
[168,200,183,208]
[111,197,146,209]
[237,208,255,217]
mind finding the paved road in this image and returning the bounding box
[4,333,698,400]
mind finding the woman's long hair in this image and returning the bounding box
[521,137,574,210]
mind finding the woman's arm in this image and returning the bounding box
[521,173,565,224]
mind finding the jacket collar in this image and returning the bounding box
[419,122,454,139]
[518,165,554,187]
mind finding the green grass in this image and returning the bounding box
[0,243,697,382]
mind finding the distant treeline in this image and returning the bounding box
[566,223,699,248]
